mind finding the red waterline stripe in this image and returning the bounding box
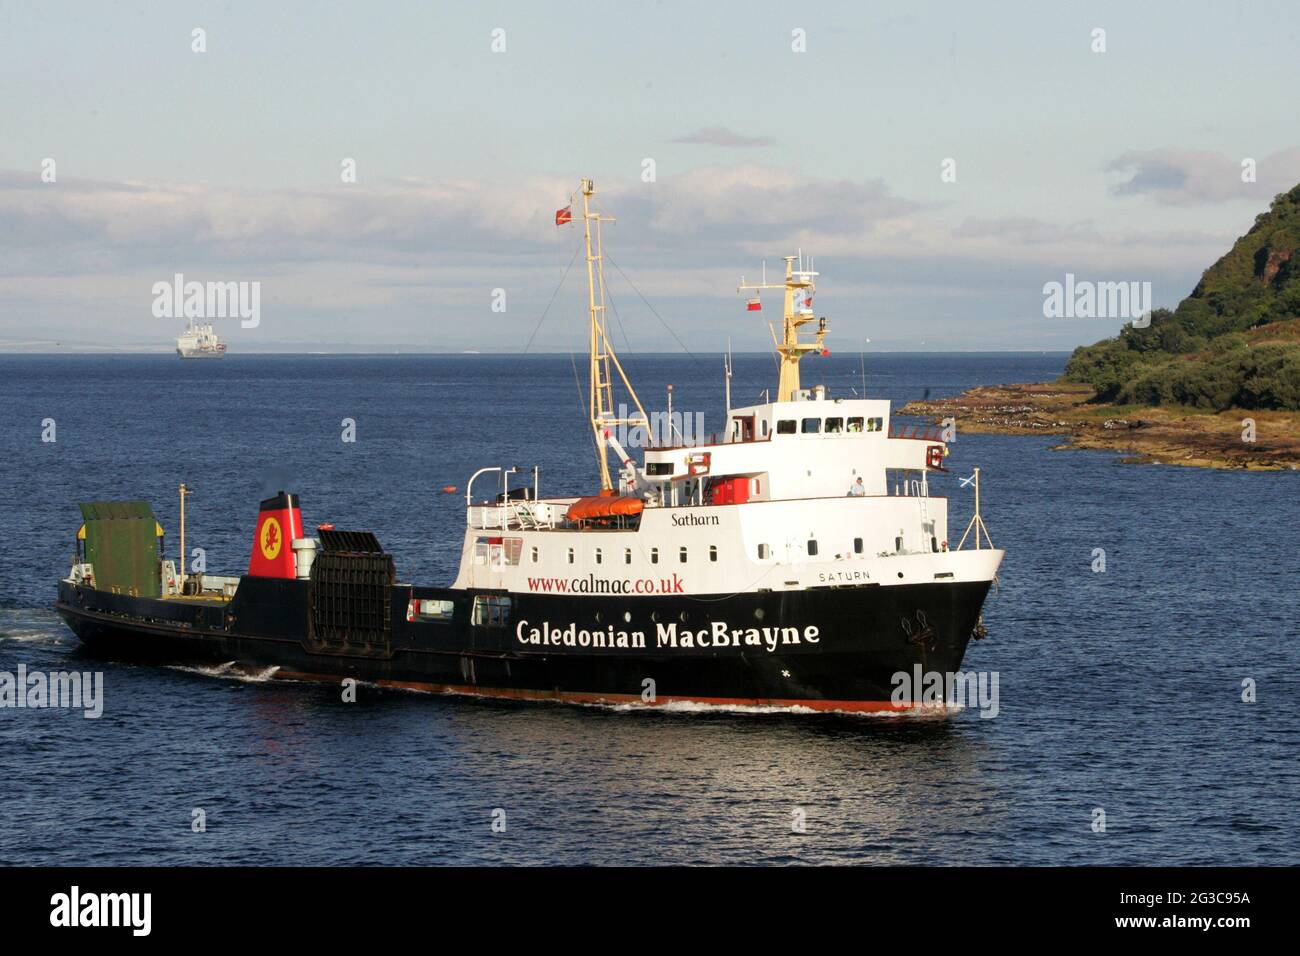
[271,669,925,714]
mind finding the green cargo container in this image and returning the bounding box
[78,501,163,598]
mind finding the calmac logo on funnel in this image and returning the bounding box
[260,517,283,560]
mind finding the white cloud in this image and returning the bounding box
[0,164,1259,349]
[633,164,921,238]
[1106,147,1300,205]
[671,126,776,148]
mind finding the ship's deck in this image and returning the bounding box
[160,593,231,605]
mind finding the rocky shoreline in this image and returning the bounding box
[899,382,1300,470]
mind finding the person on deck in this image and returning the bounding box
[847,477,866,496]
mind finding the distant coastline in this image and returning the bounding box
[0,347,1076,356]
[901,382,1300,470]
[903,186,1300,472]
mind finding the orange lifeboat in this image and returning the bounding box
[566,496,645,521]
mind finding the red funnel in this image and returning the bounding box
[248,491,303,579]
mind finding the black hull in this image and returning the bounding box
[55,575,992,713]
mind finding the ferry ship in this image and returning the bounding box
[176,319,227,358]
[56,179,1003,713]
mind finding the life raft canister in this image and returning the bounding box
[566,496,645,521]
[927,445,944,470]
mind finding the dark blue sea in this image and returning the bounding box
[1,353,1296,865]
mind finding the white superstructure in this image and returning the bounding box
[452,395,1001,596]
[450,180,1003,599]
[176,320,227,358]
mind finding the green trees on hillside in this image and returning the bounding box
[1108,341,1300,410]
[1062,185,1300,410]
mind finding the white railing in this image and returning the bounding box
[466,499,566,531]
[463,466,546,530]
[892,477,930,497]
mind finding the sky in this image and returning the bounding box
[2,0,1298,352]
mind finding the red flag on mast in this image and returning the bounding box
[746,297,762,312]
[555,205,572,226]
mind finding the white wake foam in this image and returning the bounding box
[596,699,962,719]
[164,661,282,683]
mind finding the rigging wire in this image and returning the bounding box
[519,235,584,358]
[605,252,703,366]
[603,284,635,357]
[601,283,643,388]
[569,349,600,461]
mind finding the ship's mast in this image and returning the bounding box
[738,254,827,402]
[578,178,649,491]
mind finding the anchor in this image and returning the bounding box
[901,609,938,652]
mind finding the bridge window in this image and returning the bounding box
[650,547,659,564]
[848,417,864,432]
[807,539,819,556]
[679,547,688,563]
[825,417,843,433]
[709,545,718,562]
[530,547,538,563]
[472,595,512,627]
[801,418,821,434]
[624,548,632,564]
[867,416,883,432]
[567,547,575,564]
[777,419,796,434]
[761,420,769,436]
[854,537,864,554]
[646,461,674,476]
[415,598,455,621]
[757,543,770,560]
[594,548,603,565]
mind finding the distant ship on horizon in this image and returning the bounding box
[176,320,227,359]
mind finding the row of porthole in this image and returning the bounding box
[755,538,866,560]
[591,606,769,625]
[544,545,721,565]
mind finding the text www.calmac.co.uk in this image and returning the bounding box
[525,573,685,594]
